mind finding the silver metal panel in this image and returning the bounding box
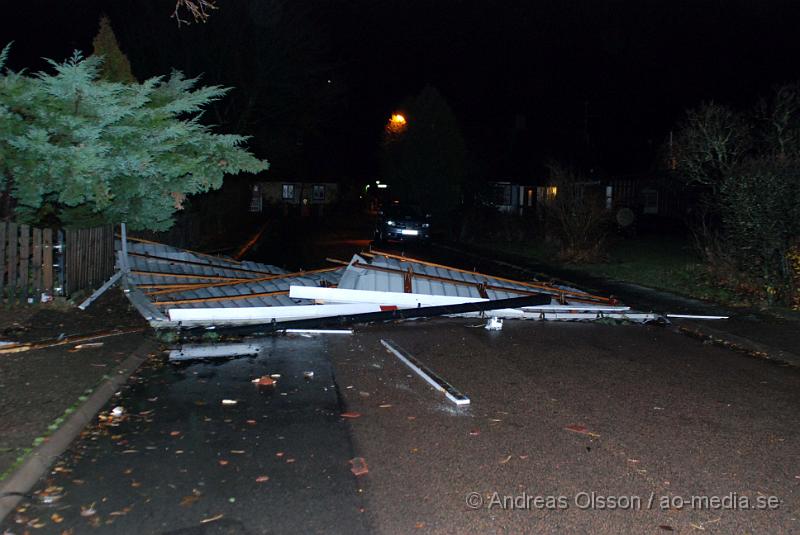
[118,242,642,326]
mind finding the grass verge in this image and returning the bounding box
[475,236,745,306]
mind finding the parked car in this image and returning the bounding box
[374,205,431,243]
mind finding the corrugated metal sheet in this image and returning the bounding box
[120,241,344,318]
[119,241,631,328]
[339,253,592,306]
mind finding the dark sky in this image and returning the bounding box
[3,0,800,180]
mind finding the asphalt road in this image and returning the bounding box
[2,336,370,534]
[5,319,800,534]
[328,318,800,534]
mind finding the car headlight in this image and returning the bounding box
[422,223,430,228]
[386,220,396,226]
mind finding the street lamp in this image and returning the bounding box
[387,112,407,134]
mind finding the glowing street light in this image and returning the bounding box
[387,112,407,134]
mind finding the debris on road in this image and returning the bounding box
[303,371,315,380]
[283,328,354,335]
[667,314,729,320]
[116,237,667,333]
[221,399,237,405]
[349,457,369,476]
[252,376,276,387]
[564,424,601,438]
[381,339,470,406]
[484,316,503,330]
[68,342,104,351]
[180,490,202,506]
[0,327,145,355]
[341,412,361,419]
[168,342,260,361]
[111,406,125,417]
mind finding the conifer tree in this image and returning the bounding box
[0,44,269,230]
[381,86,468,217]
[92,16,136,83]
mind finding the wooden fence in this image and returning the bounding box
[0,222,115,304]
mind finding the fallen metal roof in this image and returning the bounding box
[120,239,344,327]
[340,252,608,306]
[118,239,656,330]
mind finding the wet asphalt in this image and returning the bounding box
[6,319,798,534]
[328,318,800,534]
[2,336,369,534]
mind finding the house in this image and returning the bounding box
[256,181,340,216]
[489,181,537,215]
[601,174,686,221]
[488,174,688,226]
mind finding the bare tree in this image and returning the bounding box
[672,102,751,193]
[172,0,218,26]
[755,83,800,160]
[544,163,611,263]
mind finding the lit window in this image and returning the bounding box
[312,184,325,202]
[536,186,558,204]
[282,184,295,200]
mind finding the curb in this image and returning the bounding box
[0,338,157,523]
[675,320,800,368]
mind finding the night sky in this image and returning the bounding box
[3,0,800,181]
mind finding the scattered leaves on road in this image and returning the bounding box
[252,376,276,386]
[564,424,601,438]
[349,457,369,476]
[201,513,224,524]
[180,490,202,507]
